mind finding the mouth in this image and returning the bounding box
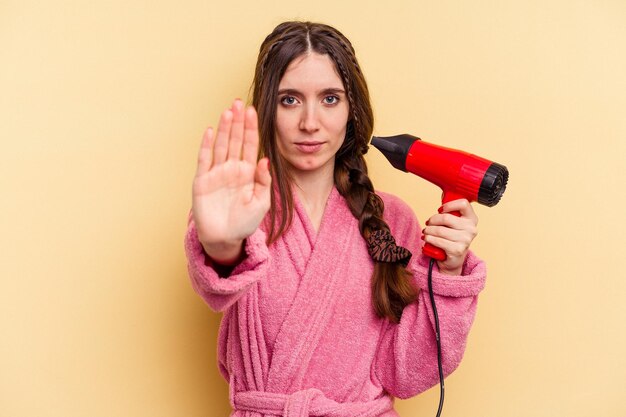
[294,141,324,153]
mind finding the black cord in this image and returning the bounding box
[428,257,445,417]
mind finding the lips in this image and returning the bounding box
[294,141,324,153]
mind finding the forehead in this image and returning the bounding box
[279,52,344,89]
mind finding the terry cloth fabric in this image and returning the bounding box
[185,188,486,416]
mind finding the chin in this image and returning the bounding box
[289,157,333,174]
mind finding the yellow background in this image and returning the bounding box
[2,1,625,416]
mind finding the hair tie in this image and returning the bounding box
[366,229,412,267]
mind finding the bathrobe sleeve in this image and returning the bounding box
[373,193,486,399]
[184,219,269,312]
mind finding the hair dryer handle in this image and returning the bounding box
[422,209,461,261]
[422,243,447,261]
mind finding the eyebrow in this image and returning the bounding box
[277,88,346,95]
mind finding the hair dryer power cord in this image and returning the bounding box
[428,257,445,417]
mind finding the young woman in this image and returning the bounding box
[185,21,485,417]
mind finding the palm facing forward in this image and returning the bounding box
[192,100,271,262]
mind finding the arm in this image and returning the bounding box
[185,99,272,312]
[373,194,486,398]
[184,219,269,312]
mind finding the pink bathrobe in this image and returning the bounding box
[184,188,486,417]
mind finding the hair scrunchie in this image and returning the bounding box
[366,229,412,267]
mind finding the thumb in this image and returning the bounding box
[253,157,272,198]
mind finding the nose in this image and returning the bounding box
[298,104,320,132]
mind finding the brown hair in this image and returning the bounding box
[251,21,416,322]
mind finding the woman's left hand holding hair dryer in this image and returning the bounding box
[192,99,272,265]
[423,198,479,275]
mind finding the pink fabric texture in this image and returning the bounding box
[184,188,486,416]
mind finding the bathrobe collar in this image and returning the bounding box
[266,186,357,392]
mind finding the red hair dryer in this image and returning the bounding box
[371,134,509,261]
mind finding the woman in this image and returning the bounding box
[185,21,485,416]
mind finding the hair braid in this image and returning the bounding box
[335,156,417,323]
[257,40,283,82]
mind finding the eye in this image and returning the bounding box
[280,95,299,106]
[323,95,339,105]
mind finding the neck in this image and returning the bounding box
[291,161,335,218]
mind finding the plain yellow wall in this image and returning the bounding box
[1,1,625,416]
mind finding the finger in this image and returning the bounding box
[423,234,467,258]
[426,212,474,231]
[196,127,215,175]
[253,157,272,199]
[213,109,233,165]
[228,99,245,161]
[440,199,478,224]
[423,224,475,245]
[242,106,260,165]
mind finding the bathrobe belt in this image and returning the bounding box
[234,388,393,417]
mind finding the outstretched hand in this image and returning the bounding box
[192,99,272,264]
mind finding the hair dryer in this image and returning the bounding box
[371,134,509,261]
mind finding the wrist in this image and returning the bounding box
[436,258,464,276]
[438,265,462,276]
[201,239,245,266]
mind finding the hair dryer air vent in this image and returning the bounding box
[478,162,509,207]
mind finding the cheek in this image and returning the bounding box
[274,115,288,143]
[330,112,349,138]
[275,110,296,135]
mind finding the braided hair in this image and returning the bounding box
[251,21,417,323]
